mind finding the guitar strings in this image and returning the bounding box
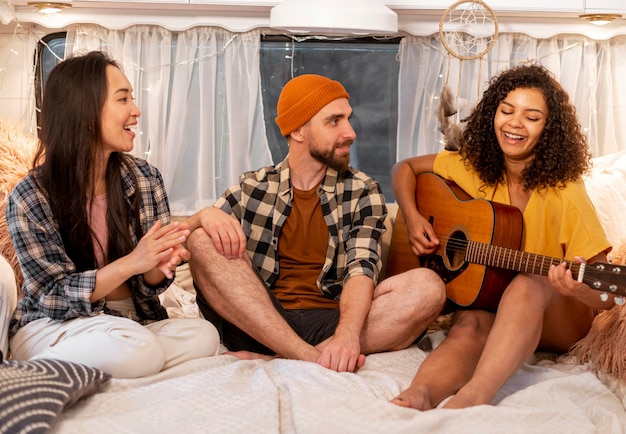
[430,234,579,276]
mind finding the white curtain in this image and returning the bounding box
[61,27,626,213]
[397,33,626,160]
[66,25,272,215]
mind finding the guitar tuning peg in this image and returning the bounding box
[600,292,609,302]
[615,296,625,306]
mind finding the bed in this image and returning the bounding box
[55,151,626,432]
[2,127,626,432]
[51,336,626,433]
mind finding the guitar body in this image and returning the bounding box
[388,172,524,312]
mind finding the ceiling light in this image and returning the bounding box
[579,14,621,26]
[28,2,71,15]
[269,0,398,35]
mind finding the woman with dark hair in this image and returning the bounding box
[6,51,219,378]
[390,63,613,409]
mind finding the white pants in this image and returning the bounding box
[0,255,18,359]
[10,314,220,378]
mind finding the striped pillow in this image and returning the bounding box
[0,358,111,433]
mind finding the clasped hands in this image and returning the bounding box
[133,220,191,280]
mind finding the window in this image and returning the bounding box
[36,33,402,202]
[34,32,66,131]
[260,36,401,201]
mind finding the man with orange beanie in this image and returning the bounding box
[185,74,445,372]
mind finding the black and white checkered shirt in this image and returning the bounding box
[214,157,388,300]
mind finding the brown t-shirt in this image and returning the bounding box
[273,185,338,309]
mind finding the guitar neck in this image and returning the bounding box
[466,240,579,278]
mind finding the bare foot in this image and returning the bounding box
[225,350,277,362]
[357,354,367,369]
[442,387,488,409]
[390,384,435,411]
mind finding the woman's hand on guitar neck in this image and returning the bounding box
[406,212,440,256]
[548,257,588,297]
[548,254,616,308]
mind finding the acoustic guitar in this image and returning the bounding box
[386,172,625,312]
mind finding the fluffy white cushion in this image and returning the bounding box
[569,151,626,383]
[0,120,37,291]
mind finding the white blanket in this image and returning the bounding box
[53,338,626,434]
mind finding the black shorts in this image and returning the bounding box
[194,282,340,356]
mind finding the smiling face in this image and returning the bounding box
[303,98,356,172]
[100,65,141,156]
[493,87,548,163]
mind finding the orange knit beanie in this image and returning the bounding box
[275,74,349,136]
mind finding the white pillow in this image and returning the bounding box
[584,150,626,251]
[0,254,17,358]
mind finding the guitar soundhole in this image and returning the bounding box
[444,229,467,270]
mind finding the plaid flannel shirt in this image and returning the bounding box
[214,156,388,300]
[6,156,173,336]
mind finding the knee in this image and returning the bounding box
[203,321,221,356]
[501,274,550,309]
[151,319,221,369]
[405,268,446,308]
[380,268,445,321]
[448,310,493,343]
[187,228,212,256]
[181,319,221,357]
[187,230,223,279]
[106,327,166,378]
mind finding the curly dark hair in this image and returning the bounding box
[459,63,592,191]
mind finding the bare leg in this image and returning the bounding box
[444,274,594,409]
[348,268,446,354]
[391,309,494,410]
[187,229,320,363]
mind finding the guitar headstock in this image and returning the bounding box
[584,262,626,303]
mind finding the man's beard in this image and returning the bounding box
[309,143,351,172]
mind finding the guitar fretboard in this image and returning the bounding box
[465,240,580,278]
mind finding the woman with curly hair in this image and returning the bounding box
[5,51,219,378]
[390,63,613,409]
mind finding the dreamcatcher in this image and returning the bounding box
[437,0,498,150]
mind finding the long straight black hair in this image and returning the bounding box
[33,51,141,272]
